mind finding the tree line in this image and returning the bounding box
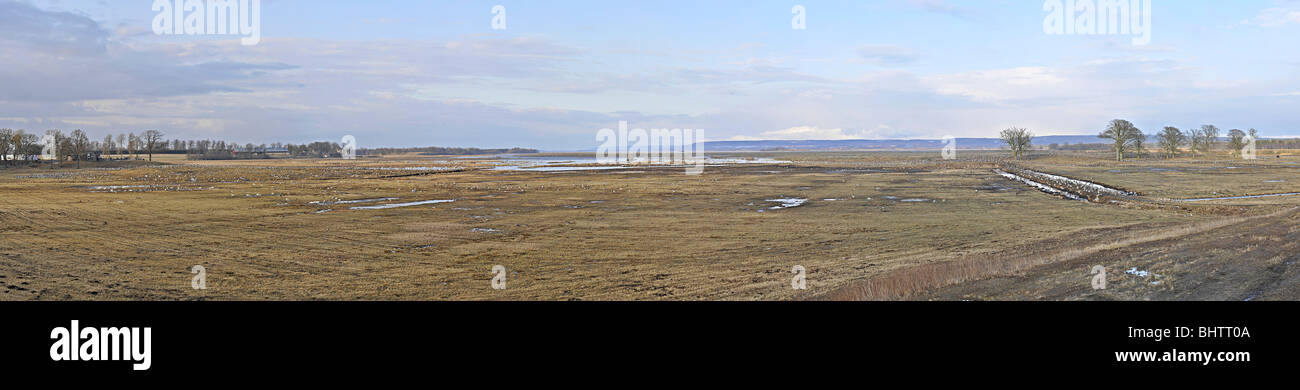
[0,129,382,162]
[0,129,165,163]
[1000,120,1274,161]
[363,146,539,156]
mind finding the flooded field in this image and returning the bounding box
[2,151,1298,300]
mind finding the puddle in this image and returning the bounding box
[766,198,808,210]
[89,185,216,193]
[706,157,791,164]
[470,228,501,233]
[1124,267,1164,285]
[974,185,1014,191]
[309,197,400,206]
[490,155,787,172]
[493,165,631,172]
[827,169,891,174]
[350,199,455,210]
[359,167,459,171]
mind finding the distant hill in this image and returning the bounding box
[702,135,1107,151]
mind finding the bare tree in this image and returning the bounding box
[1200,125,1220,155]
[1155,126,1186,159]
[115,134,127,158]
[103,134,115,156]
[1227,129,1247,157]
[999,127,1033,160]
[1131,130,1148,159]
[1188,127,1205,155]
[69,129,90,166]
[11,130,31,161]
[142,130,165,161]
[127,133,138,159]
[0,128,12,162]
[1098,119,1142,161]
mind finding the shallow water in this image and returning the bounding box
[360,167,459,171]
[309,197,399,205]
[1021,169,1135,197]
[490,155,788,172]
[494,165,630,172]
[350,199,455,210]
[87,185,153,190]
[766,198,808,209]
[995,170,1085,201]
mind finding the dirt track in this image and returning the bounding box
[899,207,1300,301]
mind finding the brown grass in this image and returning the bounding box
[2,151,1298,301]
[820,207,1296,301]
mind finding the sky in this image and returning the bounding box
[1,0,1298,150]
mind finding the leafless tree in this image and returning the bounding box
[1227,129,1247,157]
[116,134,127,158]
[69,129,90,166]
[0,128,12,163]
[142,130,165,161]
[128,133,138,159]
[999,127,1033,160]
[103,134,115,156]
[1098,119,1142,161]
[1200,125,1220,155]
[1155,126,1186,159]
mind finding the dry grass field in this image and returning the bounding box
[2,150,1297,301]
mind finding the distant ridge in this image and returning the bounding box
[702,136,1106,151]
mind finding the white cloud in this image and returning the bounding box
[908,0,970,17]
[926,67,1068,103]
[1248,8,1300,27]
[857,45,919,66]
[759,126,862,140]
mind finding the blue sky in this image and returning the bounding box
[1,0,1299,149]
